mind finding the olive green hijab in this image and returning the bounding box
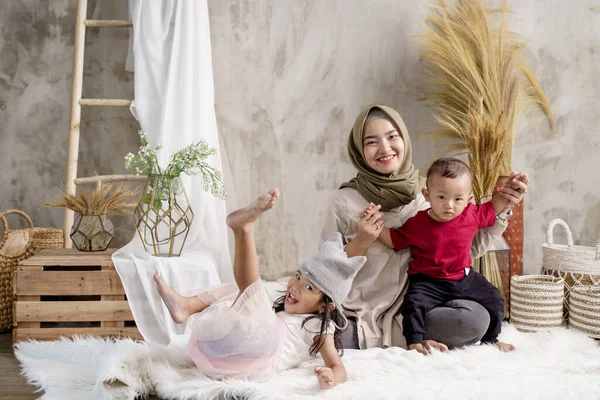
[340,105,426,211]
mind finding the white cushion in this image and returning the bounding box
[0,231,29,256]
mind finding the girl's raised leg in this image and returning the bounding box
[155,188,279,322]
[226,188,279,294]
[154,274,209,324]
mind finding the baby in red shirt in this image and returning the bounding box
[363,157,527,355]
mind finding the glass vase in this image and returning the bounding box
[134,174,194,257]
[70,213,113,251]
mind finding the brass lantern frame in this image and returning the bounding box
[134,175,194,257]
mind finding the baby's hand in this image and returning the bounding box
[314,366,336,390]
[360,202,379,218]
[517,172,529,186]
[503,171,528,189]
[497,171,529,204]
[511,172,529,197]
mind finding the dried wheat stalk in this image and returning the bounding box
[421,0,555,201]
[46,184,138,216]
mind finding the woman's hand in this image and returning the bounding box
[356,203,385,244]
[497,171,528,211]
[344,203,384,257]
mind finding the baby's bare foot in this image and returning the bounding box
[226,188,279,229]
[495,341,516,352]
[409,340,448,355]
[422,339,449,353]
[154,273,190,324]
[409,343,428,355]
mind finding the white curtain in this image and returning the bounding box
[113,0,233,345]
[126,0,232,282]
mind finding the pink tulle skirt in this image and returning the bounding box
[187,279,285,379]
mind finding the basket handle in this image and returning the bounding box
[546,218,574,246]
[0,209,34,233]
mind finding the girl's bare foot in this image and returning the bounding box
[495,341,516,352]
[154,273,191,324]
[226,188,279,230]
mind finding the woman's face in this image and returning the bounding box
[362,117,405,174]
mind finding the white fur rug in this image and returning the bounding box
[14,324,600,400]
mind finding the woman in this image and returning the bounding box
[321,105,527,350]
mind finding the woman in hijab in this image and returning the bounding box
[321,105,527,350]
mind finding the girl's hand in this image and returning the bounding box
[314,366,336,390]
[356,203,384,244]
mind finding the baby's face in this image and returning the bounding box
[284,271,325,314]
[423,173,473,222]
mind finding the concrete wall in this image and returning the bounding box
[2,1,598,279]
[210,0,600,278]
[0,0,139,246]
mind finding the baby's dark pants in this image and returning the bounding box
[401,269,504,346]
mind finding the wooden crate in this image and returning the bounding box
[12,248,142,343]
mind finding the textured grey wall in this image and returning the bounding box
[209,0,600,279]
[2,1,598,279]
[0,1,139,246]
[210,0,439,278]
[508,1,600,275]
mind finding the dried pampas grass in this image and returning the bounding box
[46,184,138,216]
[421,0,555,202]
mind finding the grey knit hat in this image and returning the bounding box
[299,232,366,307]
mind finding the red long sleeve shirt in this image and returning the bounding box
[390,202,496,280]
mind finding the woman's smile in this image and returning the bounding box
[377,154,396,164]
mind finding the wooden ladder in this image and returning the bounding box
[63,0,142,247]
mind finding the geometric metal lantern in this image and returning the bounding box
[70,213,113,251]
[134,175,194,257]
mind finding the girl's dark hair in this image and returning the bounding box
[273,293,346,357]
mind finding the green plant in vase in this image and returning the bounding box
[125,131,226,256]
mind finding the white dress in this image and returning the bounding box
[187,279,335,379]
[273,312,335,372]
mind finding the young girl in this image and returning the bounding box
[154,188,366,390]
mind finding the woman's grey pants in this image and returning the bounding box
[340,300,491,349]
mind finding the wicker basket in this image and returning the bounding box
[510,275,564,332]
[569,286,600,339]
[0,210,63,331]
[541,219,600,321]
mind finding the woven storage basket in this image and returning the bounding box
[0,210,63,331]
[541,219,600,321]
[510,275,564,332]
[569,286,600,339]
